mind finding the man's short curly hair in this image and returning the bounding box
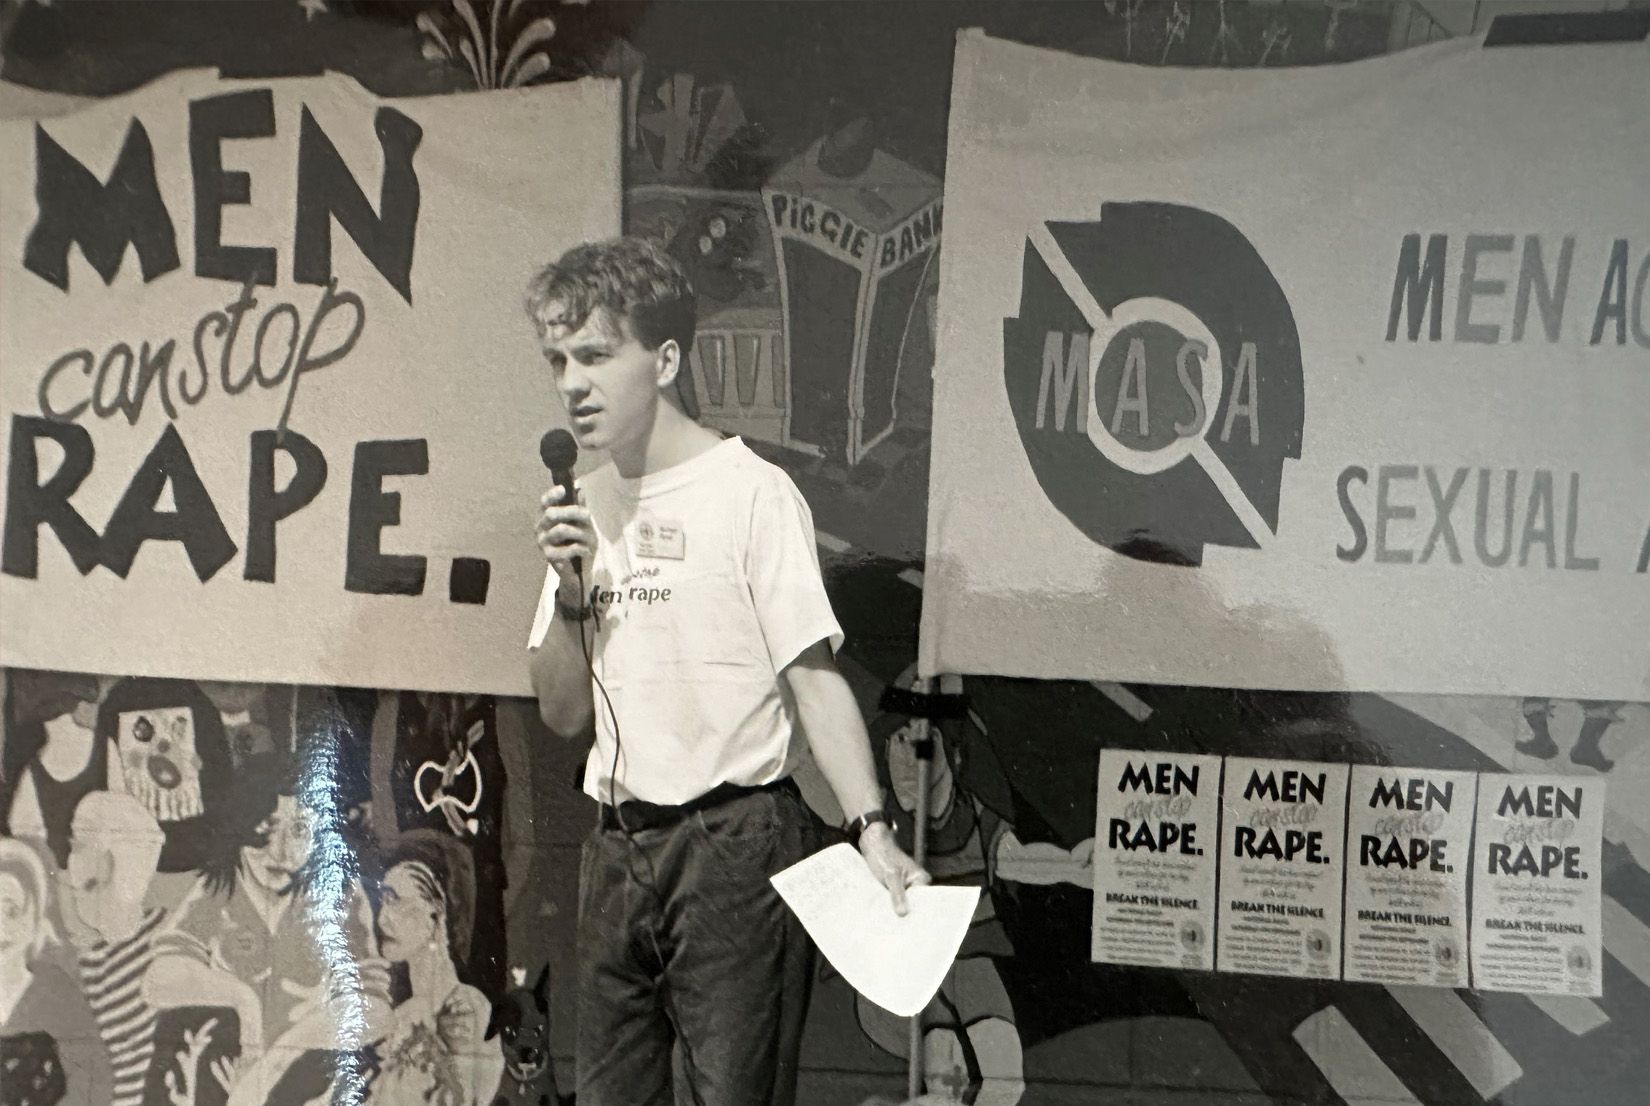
[524,236,697,354]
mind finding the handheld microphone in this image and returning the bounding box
[539,428,582,575]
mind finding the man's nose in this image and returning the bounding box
[559,366,591,402]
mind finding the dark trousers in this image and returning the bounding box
[575,780,823,1106]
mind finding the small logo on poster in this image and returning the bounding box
[1179,920,1205,951]
[1305,928,1332,960]
[1002,202,1305,564]
[1567,945,1593,978]
[1435,937,1461,970]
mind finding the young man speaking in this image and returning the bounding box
[525,237,928,1105]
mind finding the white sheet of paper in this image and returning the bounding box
[771,843,980,1016]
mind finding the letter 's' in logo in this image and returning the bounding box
[1003,202,1304,564]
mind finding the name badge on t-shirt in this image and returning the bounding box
[635,515,686,560]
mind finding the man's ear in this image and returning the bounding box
[654,338,682,391]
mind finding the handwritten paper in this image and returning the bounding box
[771,843,980,1016]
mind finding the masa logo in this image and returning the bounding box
[1003,202,1304,564]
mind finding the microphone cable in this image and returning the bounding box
[573,559,707,1106]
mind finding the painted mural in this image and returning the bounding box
[2,2,1647,1104]
[6,638,1647,1105]
[0,676,562,1106]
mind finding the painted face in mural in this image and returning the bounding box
[887,720,957,816]
[539,305,673,457]
[376,862,443,963]
[115,706,206,823]
[241,794,315,898]
[0,873,32,955]
[63,836,111,932]
[63,792,163,943]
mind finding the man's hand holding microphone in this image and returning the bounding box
[535,429,593,613]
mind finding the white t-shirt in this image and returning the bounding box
[527,437,844,806]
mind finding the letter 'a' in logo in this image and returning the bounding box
[1003,202,1304,565]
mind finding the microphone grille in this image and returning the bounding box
[539,428,579,472]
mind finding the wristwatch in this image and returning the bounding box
[847,809,890,846]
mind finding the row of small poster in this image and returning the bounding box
[1090,753,1604,997]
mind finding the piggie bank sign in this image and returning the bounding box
[921,32,1650,700]
[0,71,620,695]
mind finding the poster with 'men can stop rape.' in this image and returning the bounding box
[1472,774,1605,996]
[1216,758,1349,980]
[1090,751,1222,970]
[1343,767,1477,987]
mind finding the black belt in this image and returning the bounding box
[599,776,797,832]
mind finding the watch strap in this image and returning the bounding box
[847,809,890,846]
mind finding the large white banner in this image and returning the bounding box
[0,70,620,695]
[920,32,1649,699]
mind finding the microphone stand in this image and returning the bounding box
[906,676,934,1103]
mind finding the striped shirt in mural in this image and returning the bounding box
[76,907,165,1106]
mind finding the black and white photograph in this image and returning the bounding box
[1,2,1647,1104]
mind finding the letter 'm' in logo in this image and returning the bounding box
[1003,202,1304,564]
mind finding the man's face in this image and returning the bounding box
[538,306,668,455]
